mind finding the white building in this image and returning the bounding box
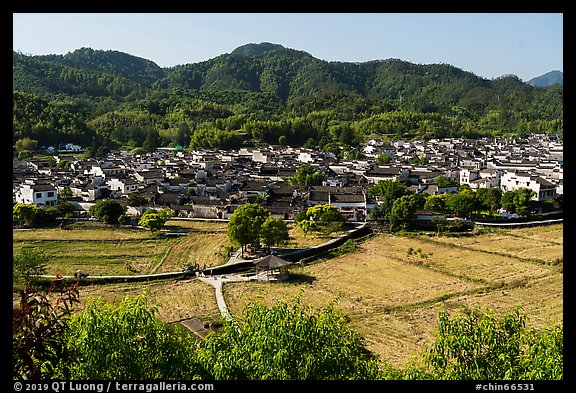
[460,168,501,189]
[15,180,58,206]
[500,171,556,201]
[107,177,140,196]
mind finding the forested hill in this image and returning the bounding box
[13,43,563,155]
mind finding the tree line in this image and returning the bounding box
[368,179,561,232]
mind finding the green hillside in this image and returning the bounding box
[12,42,563,153]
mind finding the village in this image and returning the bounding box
[13,133,563,222]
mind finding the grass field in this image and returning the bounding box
[13,222,563,368]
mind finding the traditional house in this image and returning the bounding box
[500,171,556,201]
[107,176,140,197]
[15,180,58,206]
[362,165,409,184]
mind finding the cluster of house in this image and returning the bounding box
[13,133,563,221]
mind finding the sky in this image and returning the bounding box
[12,13,563,82]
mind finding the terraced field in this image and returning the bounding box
[222,224,563,367]
[13,221,563,368]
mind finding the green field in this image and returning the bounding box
[13,222,563,368]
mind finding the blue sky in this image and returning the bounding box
[13,13,563,82]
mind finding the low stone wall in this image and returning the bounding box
[33,223,374,283]
[473,218,563,228]
[278,223,372,263]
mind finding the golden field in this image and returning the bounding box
[13,222,563,367]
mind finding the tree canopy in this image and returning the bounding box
[227,203,269,255]
[14,287,562,381]
[88,199,125,224]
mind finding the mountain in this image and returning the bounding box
[37,47,166,85]
[12,42,563,151]
[526,70,563,87]
[14,42,549,108]
[230,42,287,56]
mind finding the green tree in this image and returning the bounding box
[444,190,476,218]
[434,175,456,188]
[18,149,34,159]
[388,194,421,231]
[13,203,38,226]
[375,152,392,165]
[138,209,167,232]
[501,188,536,216]
[195,296,382,379]
[13,278,80,379]
[474,187,502,215]
[59,293,202,379]
[127,191,148,207]
[15,137,38,153]
[423,195,446,213]
[227,203,269,257]
[297,204,343,235]
[368,180,412,219]
[58,186,73,200]
[142,130,160,152]
[286,164,325,191]
[412,307,563,380]
[88,199,125,224]
[55,200,75,218]
[13,247,48,284]
[260,216,290,252]
[255,191,270,205]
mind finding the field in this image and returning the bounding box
[13,221,563,368]
[222,224,563,366]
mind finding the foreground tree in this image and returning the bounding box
[393,307,563,380]
[196,296,382,379]
[13,278,80,379]
[57,293,202,379]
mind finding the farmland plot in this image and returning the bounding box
[72,278,221,322]
[379,235,557,285]
[222,225,562,367]
[426,224,563,264]
[13,239,174,276]
[154,232,233,273]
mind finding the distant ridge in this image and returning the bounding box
[12,41,563,151]
[526,70,563,87]
[230,42,286,56]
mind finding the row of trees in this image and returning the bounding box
[13,281,563,380]
[367,179,554,231]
